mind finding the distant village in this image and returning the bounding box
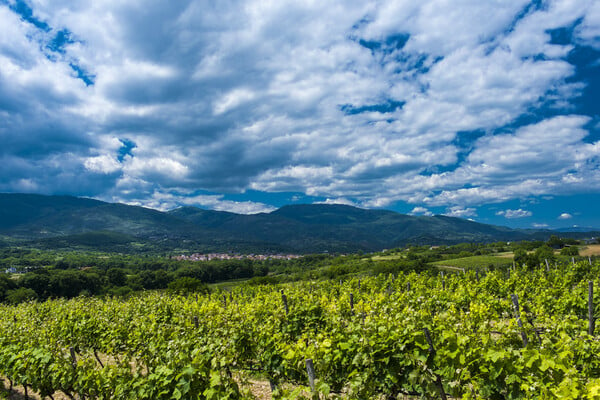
[172,253,303,262]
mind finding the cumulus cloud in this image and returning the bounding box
[558,213,573,220]
[84,155,121,174]
[577,1,600,49]
[444,206,477,218]
[420,116,600,206]
[409,207,433,216]
[496,209,532,219]
[0,0,599,213]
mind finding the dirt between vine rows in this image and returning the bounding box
[0,352,431,399]
[0,377,273,400]
[0,349,277,400]
[0,377,428,399]
[0,379,69,400]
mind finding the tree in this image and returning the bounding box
[514,248,539,269]
[19,273,51,299]
[6,288,37,304]
[0,274,16,302]
[107,268,127,287]
[535,245,556,262]
[513,248,528,266]
[560,246,579,256]
[547,235,564,249]
[167,277,209,294]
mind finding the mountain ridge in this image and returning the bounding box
[0,193,596,253]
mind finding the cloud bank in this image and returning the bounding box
[0,0,599,213]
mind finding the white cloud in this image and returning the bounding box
[316,198,358,207]
[13,178,39,192]
[532,223,549,228]
[366,0,528,56]
[576,1,600,49]
[409,206,433,216]
[84,155,121,174]
[213,88,256,115]
[419,116,600,206]
[444,206,477,218]
[125,157,189,181]
[496,208,532,219]
[558,213,573,220]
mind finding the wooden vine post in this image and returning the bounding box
[423,328,447,400]
[511,294,528,347]
[281,290,289,315]
[69,347,77,368]
[69,347,85,400]
[305,358,318,399]
[589,281,595,336]
[269,380,277,395]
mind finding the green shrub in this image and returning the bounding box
[6,287,37,304]
[560,246,579,256]
[167,277,209,294]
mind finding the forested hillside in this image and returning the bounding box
[2,193,592,253]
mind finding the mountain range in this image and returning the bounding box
[0,193,596,253]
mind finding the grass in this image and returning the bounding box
[370,254,404,261]
[581,244,600,257]
[431,255,513,269]
[495,251,516,258]
[209,278,253,290]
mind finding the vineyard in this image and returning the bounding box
[2,261,600,399]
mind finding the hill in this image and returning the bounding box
[169,204,543,252]
[0,193,593,253]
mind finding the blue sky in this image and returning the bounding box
[0,0,599,229]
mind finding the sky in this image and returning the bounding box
[0,0,599,230]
